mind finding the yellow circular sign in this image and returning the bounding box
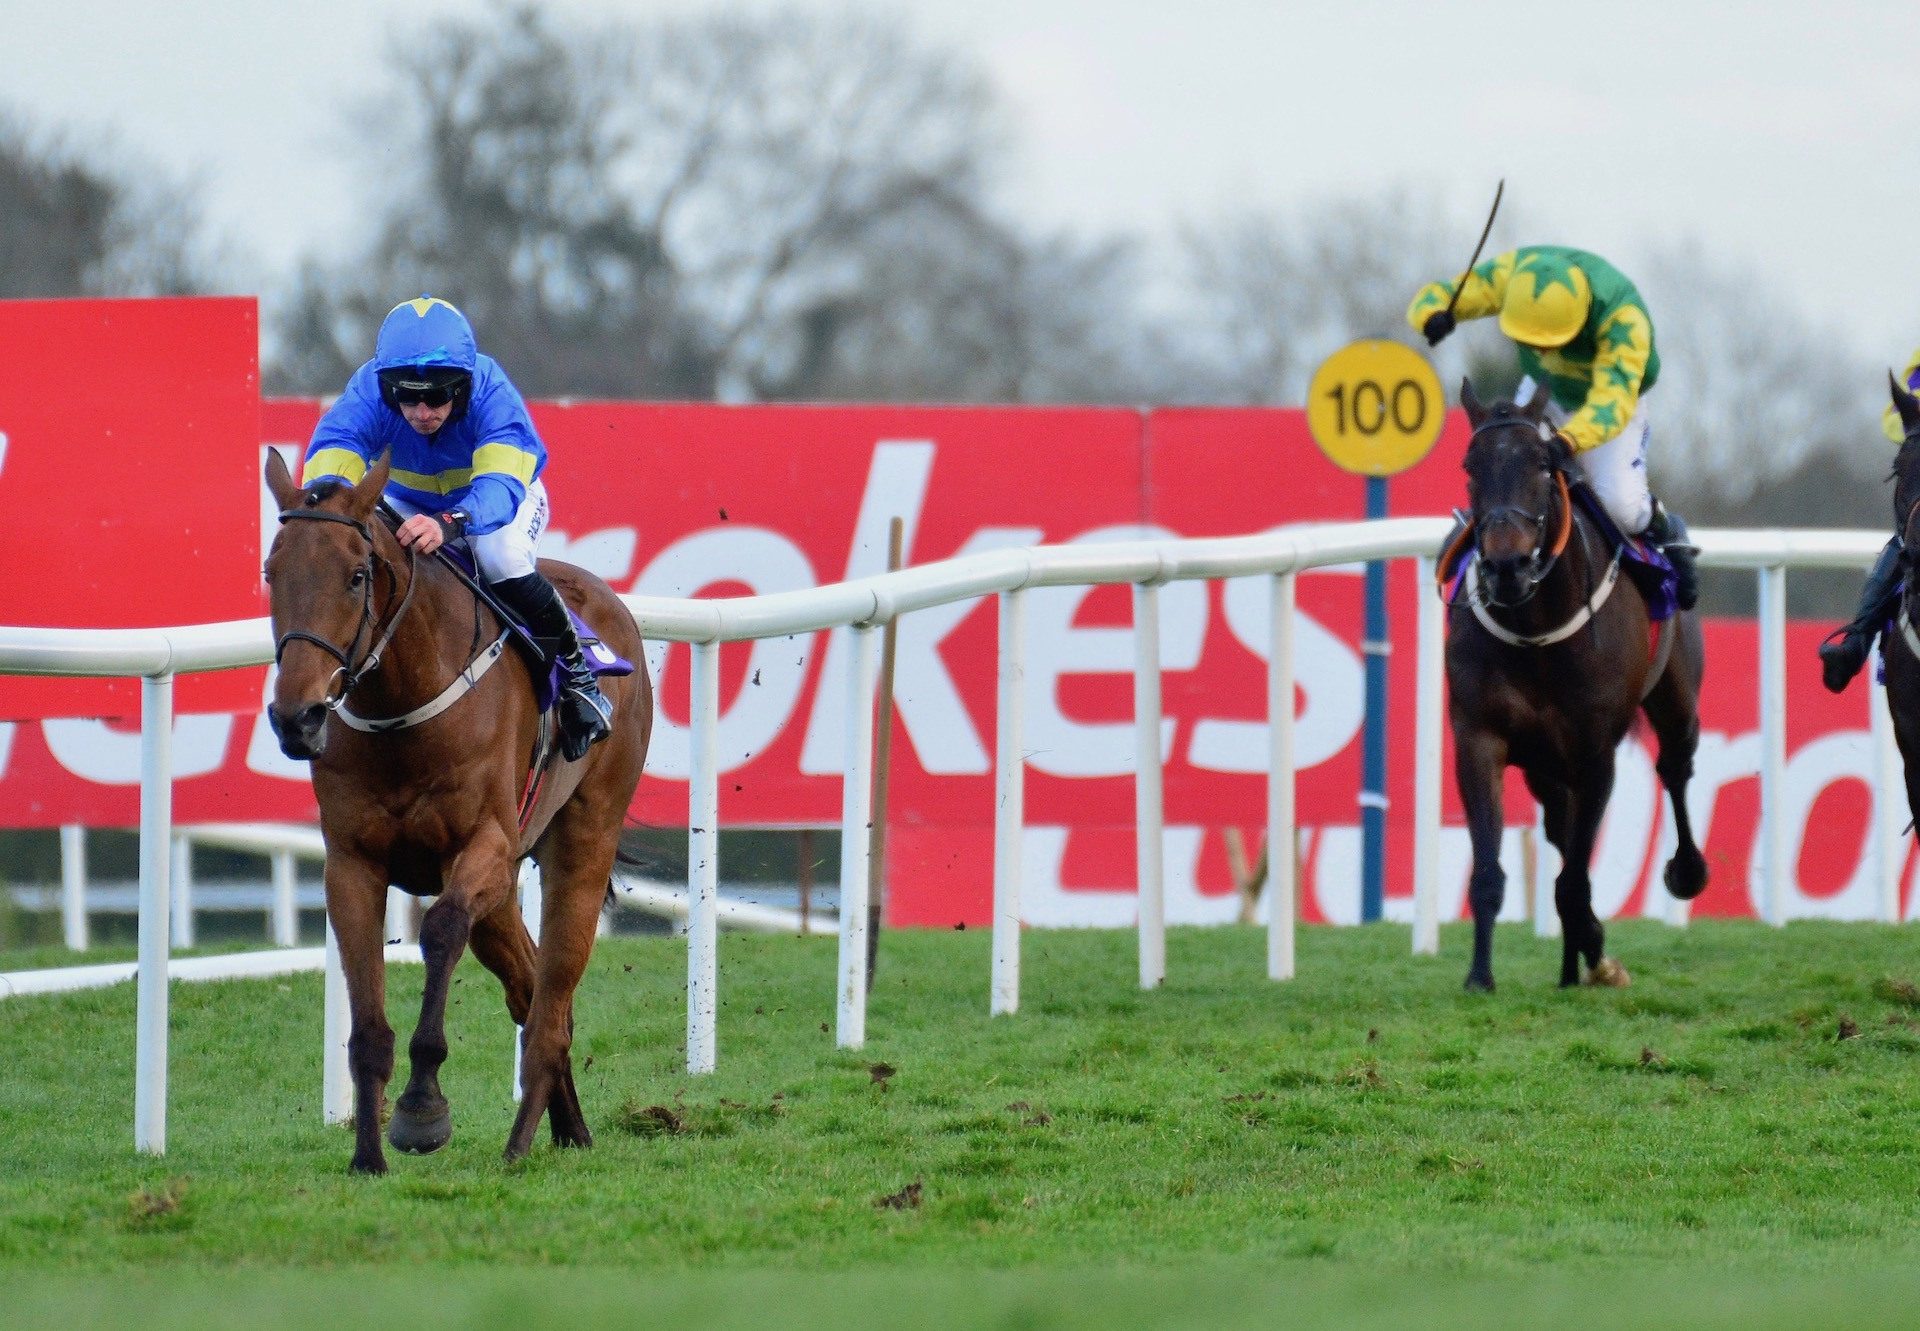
[1304,340,1446,477]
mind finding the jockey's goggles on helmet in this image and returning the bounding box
[379,367,470,409]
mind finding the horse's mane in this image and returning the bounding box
[1892,434,1920,534]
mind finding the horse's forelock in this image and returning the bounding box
[1464,404,1551,474]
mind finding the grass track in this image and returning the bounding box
[7,920,1920,1325]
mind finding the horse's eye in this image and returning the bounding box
[350,568,368,589]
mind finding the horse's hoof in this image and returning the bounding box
[1663,855,1709,902]
[349,1153,388,1176]
[1585,957,1631,988]
[554,1123,594,1151]
[1463,973,1495,994]
[388,1100,452,1155]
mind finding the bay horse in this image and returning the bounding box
[1445,380,1707,991]
[1880,379,1920,832]
[263,451,652,1173]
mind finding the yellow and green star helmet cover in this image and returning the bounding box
[1497,255,1592,348]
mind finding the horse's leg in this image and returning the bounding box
[1644,623,1709,901]
[505,811,618,1159]
[325,855,395,1175]
[1456,727,1508,992]
[389,828,517,1156]
[1554,754,1618,986]
[1524,766,1579,977]
[467,892,537,1036]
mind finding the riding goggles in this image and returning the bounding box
[380,368,470,408]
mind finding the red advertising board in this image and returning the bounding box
[0,378,1897,927]
[0,298,264,719]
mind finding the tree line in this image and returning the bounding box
[0,4,1893,609]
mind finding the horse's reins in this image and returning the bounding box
[274,506,514,734]
[273,508,420,708]
[1443,419,1629,647]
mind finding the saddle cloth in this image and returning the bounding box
[441,546,635,713]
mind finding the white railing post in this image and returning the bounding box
[1267,572,1297,980]
[1873,671,1906,923]
[992,589,1026,1015]
[1412,558,1442,957]
[837,624,878,1049]
[322,920,350,1124]
[1758,565,1788,926]
[134,673,174,1155]
[687,640,720,1075]
[1133,582,1166,990]
[170,834,194,948]
[271,848,298,947]
[60,823,88,951]
[513,857,543,1100]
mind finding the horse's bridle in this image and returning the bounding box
[1465,421,1574,609]
[273,508,419,710]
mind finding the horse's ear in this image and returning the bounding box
[264,449,301,511]
[1460,377,1487,427]
[346,452,391,520]
[1522,380,1555,422]
[1892,371,1920,437]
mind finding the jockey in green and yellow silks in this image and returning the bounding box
[1408,245,1699,609]
[1818,343,1920,692]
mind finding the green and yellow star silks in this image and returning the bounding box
[1405,245,1659,452]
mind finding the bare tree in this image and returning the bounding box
[1170,191,1493,405]
[267,5,1163,405]
[0,110,216,298]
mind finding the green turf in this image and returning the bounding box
[7,920,1920,1326]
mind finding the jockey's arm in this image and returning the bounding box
[1558,305,1653,452]
[300,368,385,487]
[1405,251,1516,332]
[460,438,540,536]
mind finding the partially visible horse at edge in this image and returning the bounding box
[1878,380,1920,843]
[1444,380,1707,991]
[263,450,652,1173]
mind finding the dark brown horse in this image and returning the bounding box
[263,451,652,1173]
[1446,381,1707,991]
[1881,380,1920,829]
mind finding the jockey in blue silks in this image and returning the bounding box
[301,295,613,760]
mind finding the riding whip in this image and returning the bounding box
[1443,179,1506,319]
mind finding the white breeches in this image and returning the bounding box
[1521,378,1654,534]
[387,478,549,583]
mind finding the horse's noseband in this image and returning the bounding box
[1471,469,1573,608]
[273,508,416,708]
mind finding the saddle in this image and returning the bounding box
[438,543,636,712]
[1438,480,1681,625]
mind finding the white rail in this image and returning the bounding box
[0,519,1896,1154]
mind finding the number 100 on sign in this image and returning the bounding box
[1305,340,1446,477]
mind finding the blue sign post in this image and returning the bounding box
[1361,475,1390,923]
[1304,341,1446,926]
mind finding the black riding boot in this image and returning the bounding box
[1643,497,1700,612]
[1819,536,1903,694]
[491,571,614,761]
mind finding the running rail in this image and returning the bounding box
[0,520,1895,1153]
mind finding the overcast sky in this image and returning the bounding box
[5,0,1918,363]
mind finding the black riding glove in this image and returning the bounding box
[432,508,469,544]
[1422,310,1456,347]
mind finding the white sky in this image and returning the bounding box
[4,0,1918,362]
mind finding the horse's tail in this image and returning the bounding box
[608,820,680,910]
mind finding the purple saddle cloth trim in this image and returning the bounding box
[439,545,634,714]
